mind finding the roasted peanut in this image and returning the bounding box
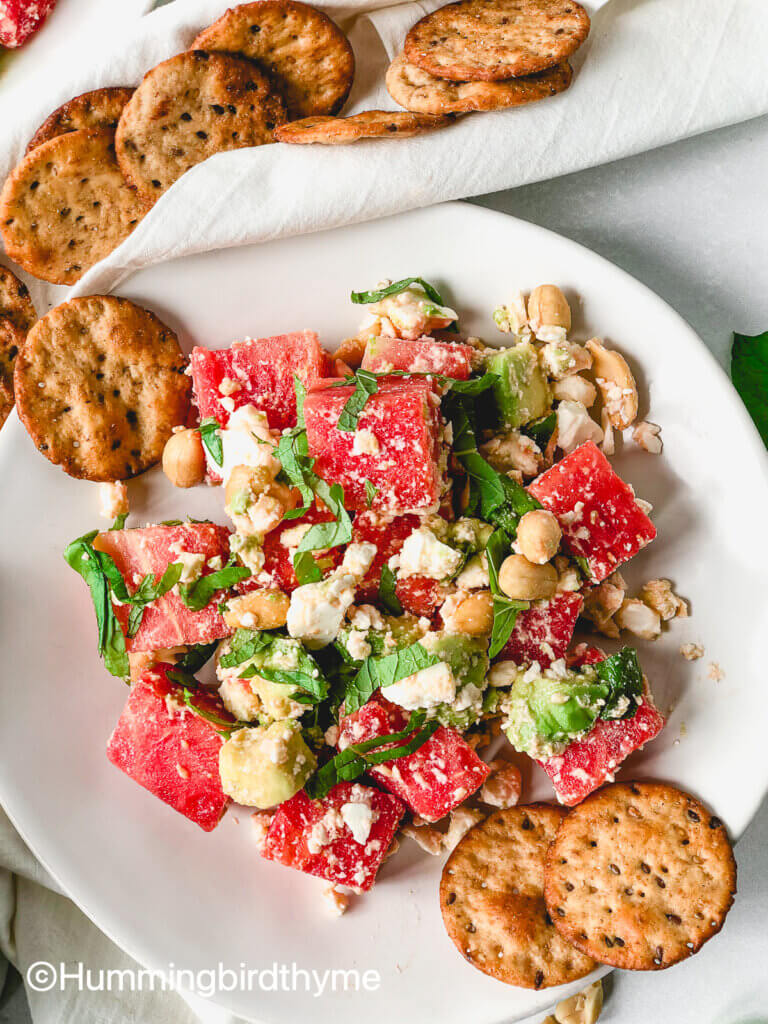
[586,338,638,429]
[223,589,290,630]
[498,554,557,601]
[528,284,571,333]
[516,509,561,565]
[162,428,206,488]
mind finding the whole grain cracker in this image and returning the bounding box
[440,804,597,988]
[0,318,25,428]
[0,264,36,332]
[192,0,354,119]
[0,129,148,286]
[26,87,135,154]
[115,50,286,203]
[405,0,589,82]
[274,110,452,144]
[13,295,190,481]
[544,781,736,971]
[387,52,571,114]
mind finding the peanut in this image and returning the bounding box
[586,338,638,429]
[162,428,206,488]
[498,554,557,601]
[223,589,290,630]
[528,284,571,333]
[446,590,494,635]
[335,335,368,369]
[516,509,561,565]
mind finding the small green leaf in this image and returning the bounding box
[523,411,557,448]
[294,375,307,429]
[350,277,448,307]
[486,528,529,658]
[344,642,441,714]
[110,512,128,531]
[199,417,223,467]
[337,369,379,432]
[365,480,378,507]
[594,647,644,719]
[293,549,323,586]
[126,561,184,638]
[731,330,768,446]
[378,564,403,616]
[219,628,273,669]
[178,562,251,611]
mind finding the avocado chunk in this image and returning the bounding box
[417,631,491,730]
[219,720,316,808]
[488,341,551,429]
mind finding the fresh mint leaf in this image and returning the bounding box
[443,372,499,396]
[178,562,251,611]
[344,642,441,714]
[126,562,184,637]
[337,369,378,432]
[378,563,403,616]
[292,482,353,583]
[64,531,129,679]
[199,417,223,467]
[219,628,273,669]
[365,480,378,507]
[594,647,644,719]
[237,638,329,703]
[176,642,219,674]
[731,330,768,446]
[523,411,557,448]
[292,549,323,586]
[351,277,449,307]
[486,528,529,658]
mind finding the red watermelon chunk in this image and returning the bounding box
[0,0,57,46]
[94,523,233,653]
[361,336,474,380]
[351,511,420,602]
[567,643,606,669]
[242,504,343,595]
[304,377,445,513]
[107,665,232,832]
[538,698,666,806]
[395,574,448,618]
[528,441,656,583]
[338,697,490,822]
[191,331,328,431]
[496,592,583,669]
[262,781,405,892]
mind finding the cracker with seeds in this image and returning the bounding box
[14,296,190,481]
[115,50,286,203]
[405,0,590,82]
[0,264,36,333]
[387,52,572,114]
[274,110,452,145]
[0,129,148,286]
[192,1,354,119]
[440,804,597,988]
[0,319,25,428]
[544,782,737,971]
[26,87,135,154]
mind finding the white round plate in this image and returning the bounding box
[1,203,766,1024]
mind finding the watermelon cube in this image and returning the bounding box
[107,665,232,831]
[351,511,420,601]
[191,331,328,431]
[361,336,474,380]
[538,698,666,806]
[304,378,445,513]
[496,592,583,669]
[0,0,57,47]
[94,523,233,653]
[262,781,405,892]
[338,697,490,821]
[528,441,656,583]
[395,575,448,618]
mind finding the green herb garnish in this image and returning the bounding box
[126,562,184,637]
[365,480,378,507]
[198,417,223,467]
[350,277,449,308]
[378,563,403,616]
[64,531,129,679]
[178,561,251,611]
[337,368,379,432]
[486,528,529,659]
[731,330,768,446]
[344,642,442,714]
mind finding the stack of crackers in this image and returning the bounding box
[440,781,736,990]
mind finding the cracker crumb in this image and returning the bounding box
[707,662,724,682]
[680,643,704,661]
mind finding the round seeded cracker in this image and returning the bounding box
[386,52,572,114]
[404,0,590,82]
[0,264,36,333]
[14,296,191,481]
[274,110,452,144]
[0,129,149,286]
[544,782,737,971]
[26,87,135,154]
[0,318,25,429]
[115,50,286,203]
[192,1,355,119]
[440,804,597,989]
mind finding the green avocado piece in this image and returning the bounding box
[219,720,316,809]
[335,613,428,663]
[488,341,551,429]
[421,630,490,689]
[503,669,611,758]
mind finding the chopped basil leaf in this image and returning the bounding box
[198,417,223,467]
[337,369,378,432]
[275,428,314,515]
[178,686,240,736]
[350,277,448,307]
[305,711,438,799]
[63,531,129,679]
[365,480,378,507]
[178,562,251,611]
[344,642,441,714]
[378,563,403,616]
[236,637,329,703]
[731,330,768,446]
[594,647,644,719]
[110,512,128,531]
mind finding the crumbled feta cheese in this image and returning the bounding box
[246,493,284,537]
[454,553,489,590]
[340,542,377,582]
[479,430,542,478]
[219,404,280,484]
[251,811,274,854]
[340,801,374,845]
[556,400,604,453]
[399,527,462,580]
[487,660,518,687]
[348,604,386,631]
[172,550,206,583]
[364,281,457,340]
[287,573,356,648]
[218,671,262,722]
[552,374,597,407]
[98,481,128,520]
[385,661,457,710]
[324,724,340,747]
[352,428,380,456]
[346,629,372,661]
[219,376,241,397]
[322,885,349,917]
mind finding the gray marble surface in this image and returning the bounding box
[2,111,767,1024]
